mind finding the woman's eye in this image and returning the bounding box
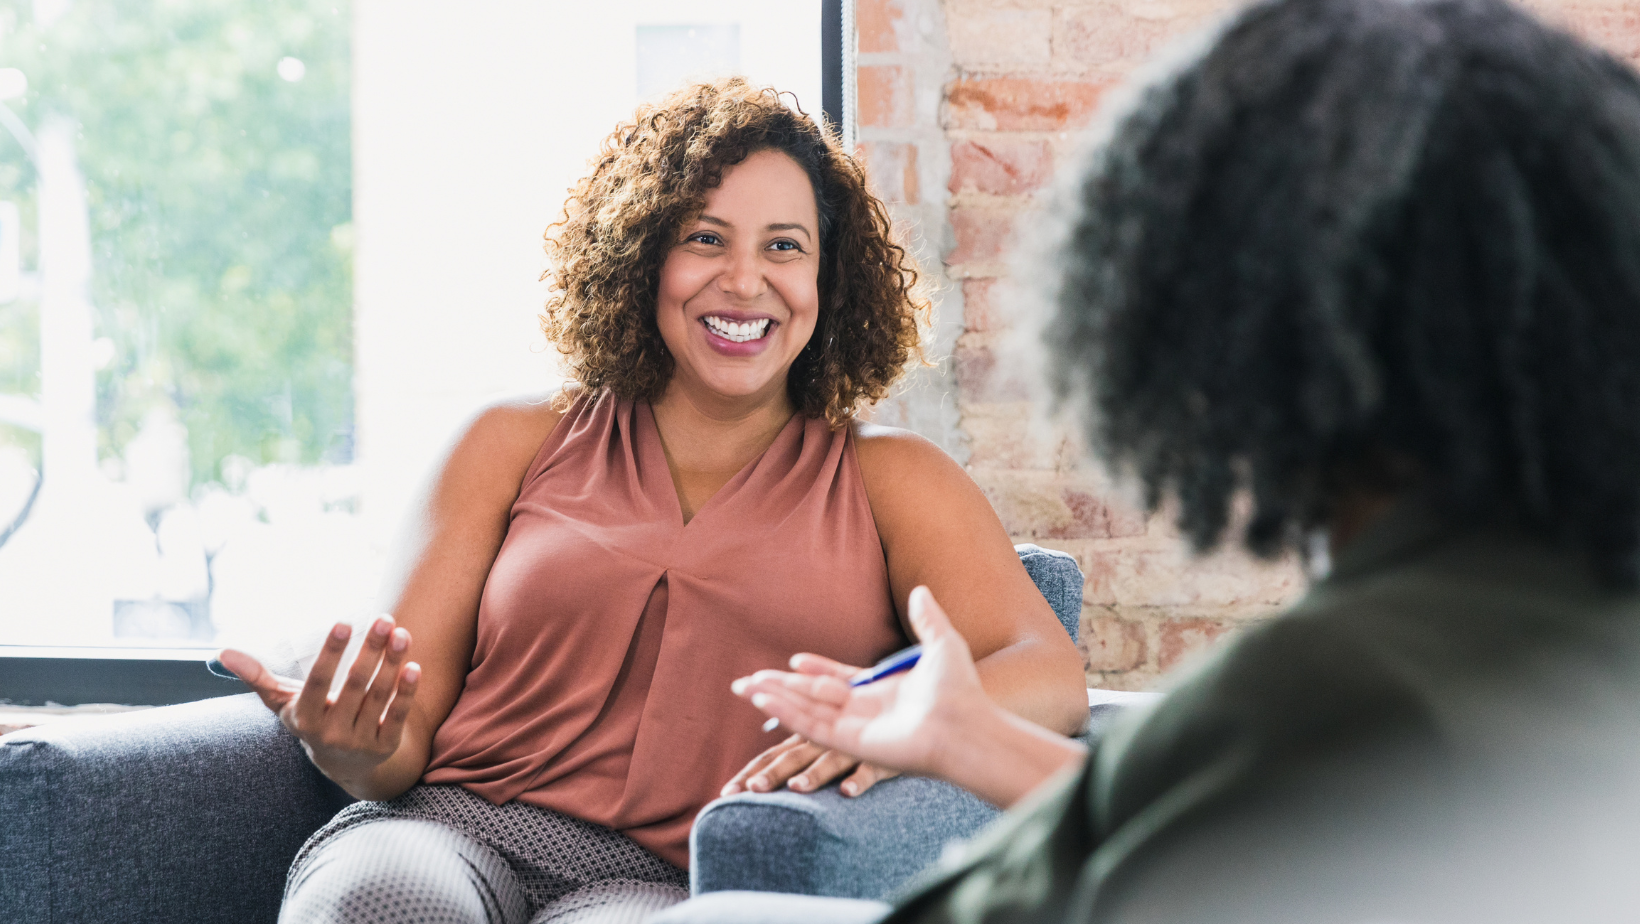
[690,232,722,246]
[769,240,801,252]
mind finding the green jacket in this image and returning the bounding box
[888,505,1640,923]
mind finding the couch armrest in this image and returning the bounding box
[0,692,353,924]
[1015,543,1083,644]
[690,694,1159,901]
[690,774,996,900]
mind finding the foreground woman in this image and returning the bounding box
[220,80,1087,923]
[728,0,1640,920]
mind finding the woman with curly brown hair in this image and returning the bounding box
[219,78,1088,924]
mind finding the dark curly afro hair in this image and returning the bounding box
[540,78,928,428]
[1045,0,1640,584]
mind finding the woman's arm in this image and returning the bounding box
[722,424,1089,799]
[854,423,1089,733]
[735,586,1087,808]
[222,396,564,800]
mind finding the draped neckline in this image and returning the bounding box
[637,400,807,531]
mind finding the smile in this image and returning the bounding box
[702,316,773,343]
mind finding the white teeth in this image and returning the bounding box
[704,317,771,343]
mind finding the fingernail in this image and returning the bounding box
[391,629,408,652]
[842,782,858,796]
[731,678,749,695]
[721,784,736,796]
[372,619,391,638]
[751,693,769,708]
[404,663,421,682]
[332,624,350,641]
[792,776,808,790]
[750,776,767,792]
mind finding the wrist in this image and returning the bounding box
[924,696,1009,783]
[929,698,1087,809]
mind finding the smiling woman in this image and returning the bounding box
[656,151,824,415]
[540,79,924,428]
[223,77,1089,924]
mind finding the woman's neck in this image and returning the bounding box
[649,380,795,477]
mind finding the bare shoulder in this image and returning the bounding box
[850,419,982,520]
[851,420,965,483]
[441,388,575,491]
[463,391,569,453]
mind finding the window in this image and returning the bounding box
[0,0,843,704]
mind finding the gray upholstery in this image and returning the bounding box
[691,779,993,900]
[1013,543,1083,643]
[0,544,1120,922]
[651,891,890,924]
[0,693,352,924]
[687,700,1139,901]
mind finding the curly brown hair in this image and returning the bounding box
[540,78,929,427]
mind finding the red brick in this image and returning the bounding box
[1104,495,1149,538]
[1083,612,1148,672]
[954,343,1030,404]
[975,471,1137,539]
[857,0,908,54]
[1158,617,1232,672]
[946,206,1018,265]
[858,65,914,128]
[962,277,1001,332]
[945,77,1112,132]
[1554,4,1640,61]
[1053,7,1177,67]
[949,138,1054,197]
[964,413,1066,469]
[856,141,920,205]
[1071,548,1114,604]
[948,7,1052,66]
[1111,545,1300,608]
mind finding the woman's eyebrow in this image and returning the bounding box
[696,215,814,243]
[766,222,813,242]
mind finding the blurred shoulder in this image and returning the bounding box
[448,387,581,474]
[850,419,964,482]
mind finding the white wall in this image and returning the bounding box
[353,0,823,546]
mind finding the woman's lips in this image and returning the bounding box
[700,316,777,357]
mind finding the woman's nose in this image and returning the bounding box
[718,250,766,300]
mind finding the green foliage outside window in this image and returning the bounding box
[0,0,352,480]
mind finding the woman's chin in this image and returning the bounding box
[678,368,789,407]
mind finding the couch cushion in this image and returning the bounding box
[0,693,351,924]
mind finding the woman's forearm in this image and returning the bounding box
[933,698,1088,809]
[972,636,1092,737]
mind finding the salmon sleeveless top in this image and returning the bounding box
[422,391,905,867]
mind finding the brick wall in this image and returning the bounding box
[853,0,1640,691]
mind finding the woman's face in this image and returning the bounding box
[656,148,821,411]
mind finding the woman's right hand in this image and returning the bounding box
[218,615,421,790]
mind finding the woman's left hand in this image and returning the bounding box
[721,733,900,799]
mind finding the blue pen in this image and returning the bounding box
[759,644,924,732]
[849,644,922,687]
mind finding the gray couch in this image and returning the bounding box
[0,545,1144,923]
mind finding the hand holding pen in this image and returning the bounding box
[730,586,993,784]
[757,644,923,733]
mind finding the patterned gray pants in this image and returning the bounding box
[281,785,691,924]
